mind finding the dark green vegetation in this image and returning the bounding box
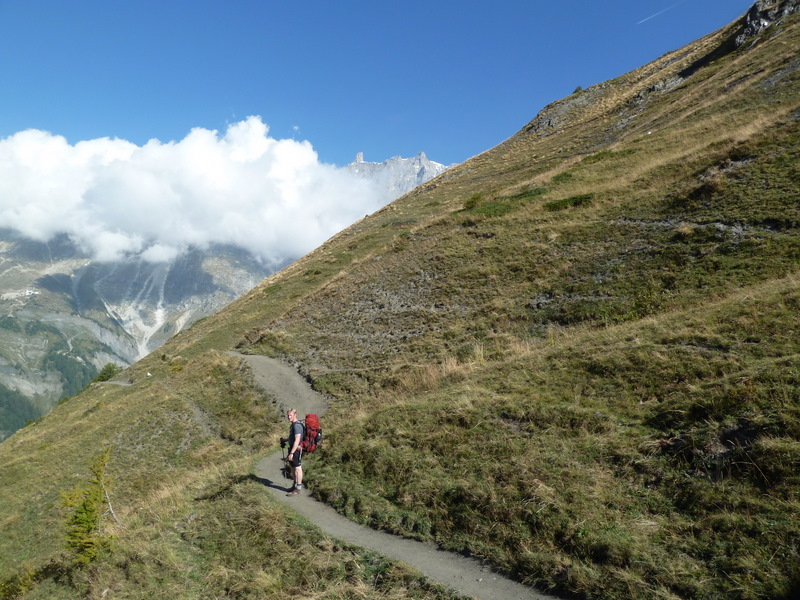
[61,447,114,566]
[0,383,39,438]
[23,322,114,398]
[91,363,124,384]
[2,4,799,599]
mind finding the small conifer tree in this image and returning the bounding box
[91,363,123,383]
[61,446,116,565]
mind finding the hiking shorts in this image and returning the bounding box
[288,449,303,467]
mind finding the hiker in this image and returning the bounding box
[285,409,304,496]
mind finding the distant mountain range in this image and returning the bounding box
[0,153,450,439]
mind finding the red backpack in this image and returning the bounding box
[300,414,322,453]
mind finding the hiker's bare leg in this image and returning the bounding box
[295,466,303,487]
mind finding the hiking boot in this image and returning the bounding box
[286,488,301,496]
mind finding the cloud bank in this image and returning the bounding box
[0,116,386,267]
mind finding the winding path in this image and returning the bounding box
[235,352,556,600]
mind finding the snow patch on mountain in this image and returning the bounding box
[345,152,450,201]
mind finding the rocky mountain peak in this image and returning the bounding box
[344,152,450,200]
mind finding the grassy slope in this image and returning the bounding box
[0,353,463,599]
[241,11,800,600]
[1,6,799,600]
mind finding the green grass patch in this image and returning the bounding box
[511,187,547,200]
[544,193,594,211]
[581,149,637,164]
[551,171,575,184]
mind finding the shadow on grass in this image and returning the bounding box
[247,470,294,494]
[194,468,294,502]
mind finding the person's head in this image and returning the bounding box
[287,409,298,422]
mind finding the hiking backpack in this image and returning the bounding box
[300,413,322,453]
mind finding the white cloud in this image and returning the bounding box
[0,116,386,266]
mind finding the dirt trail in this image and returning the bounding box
[234,352,556,600]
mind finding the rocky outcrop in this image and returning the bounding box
[522,83,611,138]
[680,0,800,78]
[737,0,800,45]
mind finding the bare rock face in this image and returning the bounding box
[738,0,800,46]
[0,231,270,439]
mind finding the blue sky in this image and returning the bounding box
[0,0,754,167]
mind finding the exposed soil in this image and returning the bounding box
[234,352,556,600]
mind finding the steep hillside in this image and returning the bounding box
[1,2,799,599]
